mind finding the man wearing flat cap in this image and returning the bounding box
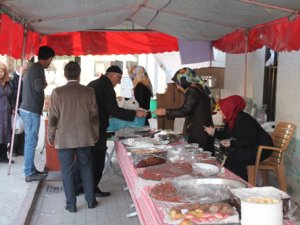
[77,65,146,197]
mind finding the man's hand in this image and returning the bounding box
[136,109,147,117]
[48,140,54,147]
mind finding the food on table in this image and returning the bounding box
[169,202,237,224]
[244,197,280,204]
[139,161,193,180]
[195,156,217,164]
[131,148,167,168]
[150,182,182,202]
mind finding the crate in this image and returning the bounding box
[107,117,146,132]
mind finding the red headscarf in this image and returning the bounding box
[218,95,246,129]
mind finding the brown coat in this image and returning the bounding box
[48,81,99,149]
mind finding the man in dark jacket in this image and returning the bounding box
[19,46,55,182]
[81,65,146,197]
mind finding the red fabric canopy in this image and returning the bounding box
[0,14,40,59]
[213,15,300,54]
[0,14,178,59]
[40,31,179,56]
[2,12,300,59]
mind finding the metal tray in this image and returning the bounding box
[192,163,221,177]
[150,178,247,207]
[192,178,247,188]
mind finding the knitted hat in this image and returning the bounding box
[106,65,122,74]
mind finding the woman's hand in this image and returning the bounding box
[154,108,166,116]
[204,126,215,136]
[220,139,230,148]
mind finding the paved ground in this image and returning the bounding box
[29,160,140,225]
[0,115,140,225]
[0,118,46,225]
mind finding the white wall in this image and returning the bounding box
[224,48,300,202]
[221,48,265,107]
[277,51,300,139]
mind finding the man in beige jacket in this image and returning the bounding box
[48,61,98,213]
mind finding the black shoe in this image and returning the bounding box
[95,188,110,197]
[76,188,84,196]
[35,169,48,176]
[25,172,46,182]
[88,201,98,209]
[65,205,77,213]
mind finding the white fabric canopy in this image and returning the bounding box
[1,0,300,41]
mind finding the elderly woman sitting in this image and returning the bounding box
[204,95,273,181]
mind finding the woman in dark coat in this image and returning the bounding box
[129,66,153,126]
[204,95,273,180]
[155,67,214,152]
[0,61,13,162]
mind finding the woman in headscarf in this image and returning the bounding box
[204,95,273,180]
[128,65,153,126]
[154,67,214,152]
[0,61,13,163]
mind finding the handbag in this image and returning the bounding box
[12,113,24,134]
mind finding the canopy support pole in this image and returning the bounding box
[7,23,28,175]
[243,31,248,98]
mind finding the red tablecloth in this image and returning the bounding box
[114,141,295,225]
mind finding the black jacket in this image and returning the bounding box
[214,111,273,180]
[166,86,214,151]
[215,111,273,149]
[88,75,136,136]
[134,83,152,110]
[134,83,152,126]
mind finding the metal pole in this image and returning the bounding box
[7,23,28,175]
[243,30,248,98]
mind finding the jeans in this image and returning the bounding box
[20,111,41,176]
[58,147,95,208]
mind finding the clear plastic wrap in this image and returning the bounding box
[139,161,193,181]
[163,202,240,225]
[130,148,167,168]
[192,163,221,177]
[122,137,158,148]
[115,127,137,138]
[149,177,247,206]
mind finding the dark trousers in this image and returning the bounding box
[58,147,95,208]
[75,132,107,192]
[0,143,8,160]
[92,132,107,190]
[13,133,24,155]
[224,147,272,181]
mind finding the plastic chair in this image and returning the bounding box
[247,122,296,192]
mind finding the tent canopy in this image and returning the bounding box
[1,0,300,58]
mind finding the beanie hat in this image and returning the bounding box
[106,65,122,74]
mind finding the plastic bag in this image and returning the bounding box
[117,97,139,110]
[255,104,267,124]
[12,113,24,134]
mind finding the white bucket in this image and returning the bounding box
[241,197,282,225]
